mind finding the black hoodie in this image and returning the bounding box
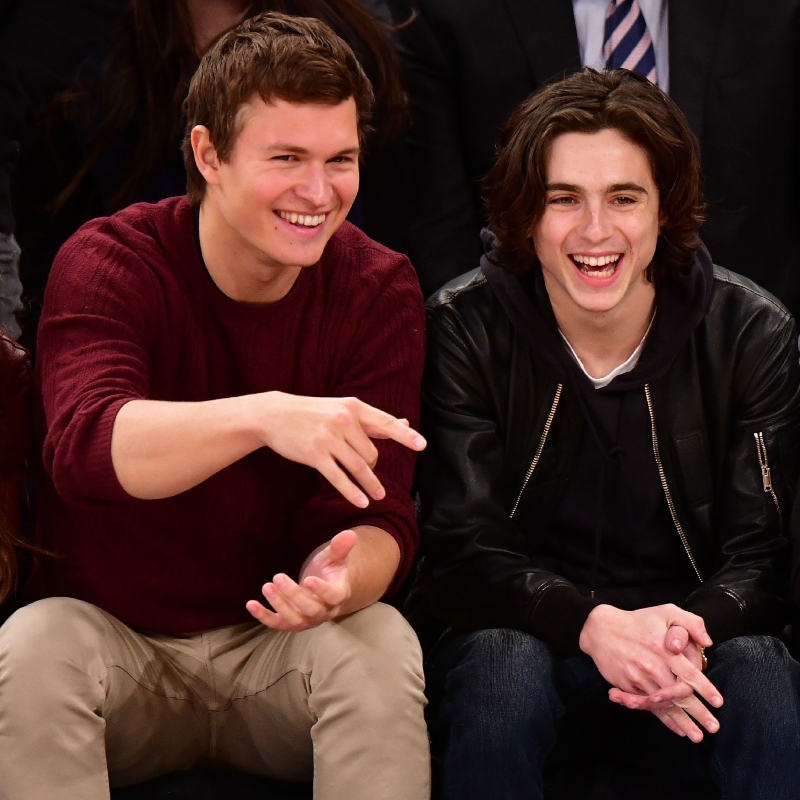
[481,229,715,623]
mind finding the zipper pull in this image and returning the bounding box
[762,465,773,492]
[754,432,773,492]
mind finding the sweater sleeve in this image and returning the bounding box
[290,250,426,597]
[37,221,162,506]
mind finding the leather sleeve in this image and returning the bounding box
[416,301,597,656]
[685,304,800,641]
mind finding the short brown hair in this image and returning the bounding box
[483,68,705,279]
[182,12,375,205]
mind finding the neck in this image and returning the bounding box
[550,283,656,380]
[198,199,302,305]
[185,0,251,53]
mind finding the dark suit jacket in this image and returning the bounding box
[399,0,800,314]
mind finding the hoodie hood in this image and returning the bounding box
[480,227,714,392]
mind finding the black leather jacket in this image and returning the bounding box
[412,262,800,655]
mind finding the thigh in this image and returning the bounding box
[701,635,800,800]
[426,628,566,800]
[210,603,428,792]
[0,598,210,793]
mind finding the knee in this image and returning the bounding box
[315,603,425,692]
[433,628,557,723]
[0,597,111,677]
[308,604,426,723]
[711,636,800,713]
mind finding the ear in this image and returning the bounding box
[191,126,222,187]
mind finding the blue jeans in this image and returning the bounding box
[426,629,800,800]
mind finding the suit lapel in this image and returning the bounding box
[501,0,581,86]
[668,0,727,140]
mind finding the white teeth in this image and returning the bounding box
[278,211,327,227]
[572,253,621,268]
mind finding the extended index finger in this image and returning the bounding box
[355,402,426,450]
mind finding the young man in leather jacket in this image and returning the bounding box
[412,68,800,799]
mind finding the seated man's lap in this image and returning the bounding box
[427,627,800,792]
[0,598,425,789]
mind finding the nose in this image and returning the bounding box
[577,198,613,243]
[294,163,334,208]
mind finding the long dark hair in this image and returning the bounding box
[54,0,406,212]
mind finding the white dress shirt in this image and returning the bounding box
[572,0,669,92]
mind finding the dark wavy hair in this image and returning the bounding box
[182,12,374,205]
[483,68,706,280]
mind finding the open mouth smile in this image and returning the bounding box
[570,253,622,279]
[276,210,327,228]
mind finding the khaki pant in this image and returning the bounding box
[0,598,430,800]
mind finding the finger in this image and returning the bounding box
[667,607,713,648]
[666,654,724,708]
[301,574,349,608]
[665,624,689,654]
[316,456,370,508]
[625,657,678,696]
[246,599,295,630]
[638,679,695,706]
[660,705,705,743]
[609,688,662,711]
[327,530,357,563]
[670,694,720,735]
[272,574,331,619]
[609,686,686,711]
[261,582,309,629]
[331,439,385,501]
[653,708,687,737]
[356,402,426,450]
[341,415,380,469]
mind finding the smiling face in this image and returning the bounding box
[194,95,360,302]
[532,128,660,324]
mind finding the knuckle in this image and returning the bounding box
[332,407,352,426]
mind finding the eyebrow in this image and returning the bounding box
[266,144,360,157]
[545,182,648,194]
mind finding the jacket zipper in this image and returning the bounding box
[754,431,782,529]
[510,384,562,519]
[644,385,703,582]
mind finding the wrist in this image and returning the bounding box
[579,603,616,656]
[240,390,284,449]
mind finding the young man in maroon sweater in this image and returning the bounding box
[0,14,430,800]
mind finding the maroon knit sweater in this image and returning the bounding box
[24,196,425,634]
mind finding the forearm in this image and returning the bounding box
[303,525,401,616]
[110,394,266,499]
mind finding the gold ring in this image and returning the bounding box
[700,645,708,672]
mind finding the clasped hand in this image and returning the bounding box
[579,604,723,742]
[246,529,356,632]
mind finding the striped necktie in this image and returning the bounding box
[604,0,657,84]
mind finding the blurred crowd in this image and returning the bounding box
[2,1,799,341]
